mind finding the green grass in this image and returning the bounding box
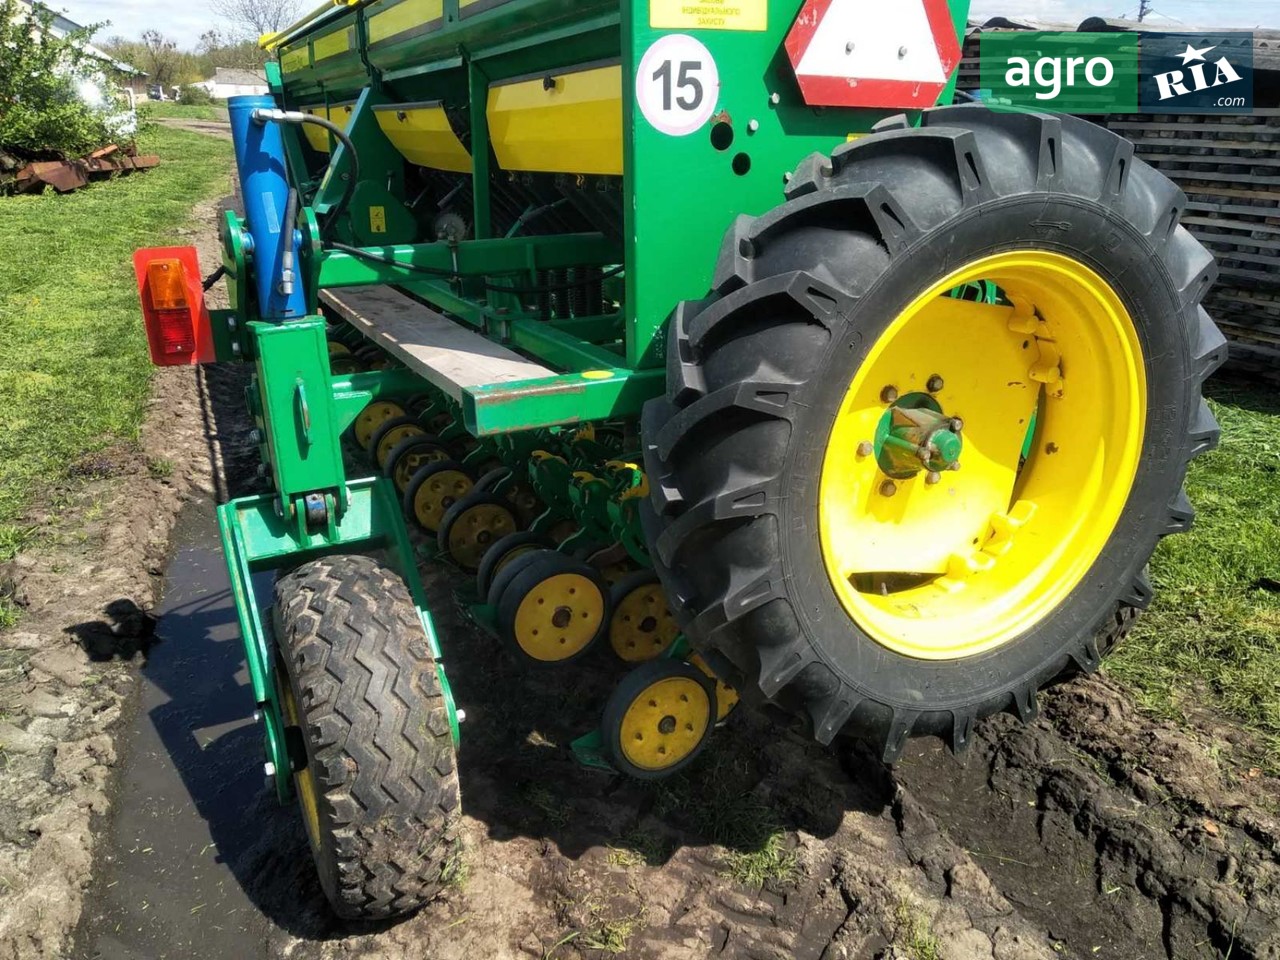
[653,748,799,888]
[0,125,232,561]
[1108,381,1280,766]
[138,102,228,123]
[892,902,941,960]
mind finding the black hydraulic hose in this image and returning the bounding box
[201,265,227,291]
[251,109,360,240]
[328,240,624,296]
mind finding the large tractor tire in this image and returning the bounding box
[273,555,460,919]
[641,106,1227,762]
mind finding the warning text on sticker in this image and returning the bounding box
[650,0,767,31]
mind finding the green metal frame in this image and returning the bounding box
[202,0,973,795]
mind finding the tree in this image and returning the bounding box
[100,31,200,87]
[137,30,182,87]
[0,0,119,156]
[209,0,302,39]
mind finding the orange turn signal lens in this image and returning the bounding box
[146,258,189,310]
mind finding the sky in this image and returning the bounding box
[56,0,1280,50]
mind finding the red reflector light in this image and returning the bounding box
[156,307,196,354]
[133,246,216,366]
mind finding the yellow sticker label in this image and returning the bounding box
[649,0,766,31]
[280,46,309,74]
[312,27,351,62]
[369,206,387,234]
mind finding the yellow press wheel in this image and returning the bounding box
[369,416,427,470]
[384,434,452,494]
[403,460,475,534]
[689,653,740,722]
[477,531,550,600]
[352,400,405,450]
[608,571,679,663]
[602,659,716,779]
[641,107,1225,761]
[495,550,609,665]
[438,491,520,573]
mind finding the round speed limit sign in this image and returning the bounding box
[636,34,720,137]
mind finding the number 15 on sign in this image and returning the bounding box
[637,35,720,136]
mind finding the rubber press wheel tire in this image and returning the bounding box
[602,658,717,780]
[272,555,460,920]
[641,105,1228,763]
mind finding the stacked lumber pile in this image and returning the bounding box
[960,18,1280,382]
[1104,112,1280,381]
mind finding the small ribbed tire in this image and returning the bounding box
[404,460,475,535]
[438,491,520,572]
[272,555,460,920]
[495,550,610,665]
[476,531,549,599]
[602,659,716,780]
[641,105,1228,763]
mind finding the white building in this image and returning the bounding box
[194,67,269,99]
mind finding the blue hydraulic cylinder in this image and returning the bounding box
[228,95,307,320]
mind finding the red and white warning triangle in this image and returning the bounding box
[785,0,963,110]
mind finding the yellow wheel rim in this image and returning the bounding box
[512,572,604,661]
[393,444,449,493]
[610,582,678,663]
[328,341,351,358]
[690,654,740,721]
[353,400,405,449]
[412,469,473,531]
[278,679,322,852]
[819,251,1145,660]
[618,676,711,771]
[447,502,518,570]
[493,543,539,580]
[375,423,425,470]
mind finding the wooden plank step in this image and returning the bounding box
[320,287,553,402]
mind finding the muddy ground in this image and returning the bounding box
[0,157,256,959]
[0,122,1277,960]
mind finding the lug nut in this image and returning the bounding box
[879,480,898,497]
[856,441,874,458]
[926,374,944,392]
[950,462,962,471]
[455,709,467,723]
[880,385,899,404]
[926,471,942,485]
[950,417,964,433]
[263,761,276,777]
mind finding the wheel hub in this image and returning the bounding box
[875,394,964,479]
